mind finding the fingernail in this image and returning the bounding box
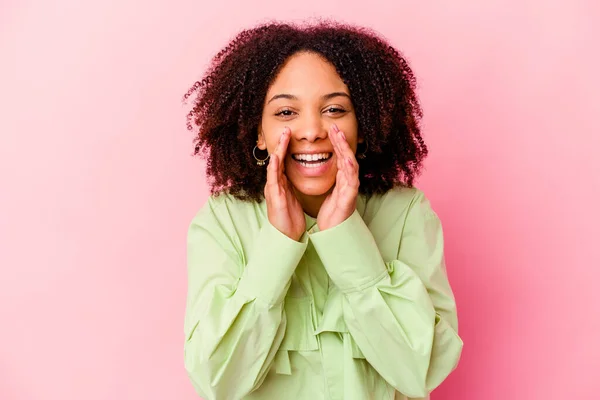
[331,124,339,133]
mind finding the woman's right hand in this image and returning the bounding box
[264,127,306,241]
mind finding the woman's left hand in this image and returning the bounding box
[317,124,360,231]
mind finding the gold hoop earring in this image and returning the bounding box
[357,141,368,159]
[253,145,270,166]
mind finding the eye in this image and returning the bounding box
[325,107,346,114]
[274,109,296,117]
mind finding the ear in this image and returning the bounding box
[357,135,365,144]
[257,127,267,150]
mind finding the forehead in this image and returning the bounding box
[266,52,348,96]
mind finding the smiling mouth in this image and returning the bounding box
[291,153,333,168]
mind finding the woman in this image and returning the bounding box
[183,20,463,400]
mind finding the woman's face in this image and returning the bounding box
[258,51,361,198]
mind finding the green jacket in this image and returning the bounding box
[184,187,463,399]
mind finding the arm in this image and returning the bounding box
[310,192,463,398]
[184,199,308,400]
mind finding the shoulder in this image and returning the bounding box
[190,191,264,230]
[364,186,435,220]
[188,192,266,255]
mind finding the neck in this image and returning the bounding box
[293,188,332,218]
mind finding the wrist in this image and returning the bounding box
[317,212,350,231]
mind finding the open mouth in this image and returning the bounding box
[291,152,333,168]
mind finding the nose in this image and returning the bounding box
[293,112,328,143]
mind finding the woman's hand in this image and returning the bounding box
[317,124,360,231]
[264,127,306,241]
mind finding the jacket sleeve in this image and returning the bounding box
[309,192,463,398]
[184,199,308,400]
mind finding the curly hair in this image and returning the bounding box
[183,20,428,202]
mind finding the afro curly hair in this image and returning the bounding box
[184,20,428,202]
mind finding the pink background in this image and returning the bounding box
[1,0,599,399]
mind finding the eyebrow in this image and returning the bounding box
[267,91,351,104]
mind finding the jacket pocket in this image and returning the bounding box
[314,288,365,360]
[274,297,319,375]
[348,333,365,359]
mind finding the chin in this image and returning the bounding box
[289,178,334,197]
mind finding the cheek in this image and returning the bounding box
[261,124,287,152]
[344,132,360,152]
[337,119,359,148]
[267,136,282,153]
[259,132,279,153]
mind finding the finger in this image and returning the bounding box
[334,128,352,168]
[337,129,356,161]
[333,130,354,180]
[285,178,298,201]
[267,154,278,187]
[329,125,343,170]
[333,133,356,185]
[331,126,358,190]
[344,156,358,186]
[265,154,277,207]
[330,124,341,152]
[339,132,360,179]
[275,127,291,171]
[270,154,289,209]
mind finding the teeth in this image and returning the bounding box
[293,153,330,161]
[298,160,327,168]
